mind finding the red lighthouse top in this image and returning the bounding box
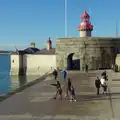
[78,10,93,31]
[81,10,90,19]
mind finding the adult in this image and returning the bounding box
[52,69,58,80]
[61,69,67,80]
[100,76,107,94]
[70,86,76,102]
[66,77,72,98]
[101,71,108,81]
[95,77,101,95]
[61,69,67,97]
[53,81,62,100]
[85,64,88,72]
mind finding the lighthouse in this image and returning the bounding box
[78,10,93,37]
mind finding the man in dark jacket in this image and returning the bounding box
[101,71,106,76]
[52,69,58,80]
[95,77,101,95]
[101,71,108,81]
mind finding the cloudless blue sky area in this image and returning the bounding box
[0,0,120,49]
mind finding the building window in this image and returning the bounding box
[12,60,14,63]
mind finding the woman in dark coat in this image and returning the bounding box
[66,78,72,98]
[95,77,101,95]
[52,69,58,80]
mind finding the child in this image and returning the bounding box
[70,86,76,102]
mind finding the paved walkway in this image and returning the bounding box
[0,70,120,120]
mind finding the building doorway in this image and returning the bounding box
[67,53,80,70]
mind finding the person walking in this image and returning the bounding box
[53,81,62,100]
[61,69,67,80]
[52,69,58,80]
[101,70,106,77]
[70,86,76,102]
[61,69,67,97]
[85,64,88,72]
[66,77,72,98]
[101,71,108,81]
[95,77,101,95]
[100,76,108,94]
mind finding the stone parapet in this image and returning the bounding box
[56,37,120,70]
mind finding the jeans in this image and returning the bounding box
[63,80,67,96]
[97,88,100,95]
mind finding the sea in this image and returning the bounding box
[0,54,40,95]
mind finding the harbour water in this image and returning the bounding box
[0,54,40,94]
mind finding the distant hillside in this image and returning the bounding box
[0,51,13,54]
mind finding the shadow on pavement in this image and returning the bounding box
[76,93,120,102]
[110,92,120,96]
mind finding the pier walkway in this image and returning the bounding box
[0,70,120,120]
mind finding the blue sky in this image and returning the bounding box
[0,0,120,50]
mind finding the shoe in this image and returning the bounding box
[74,99,76,102]
[53,97,56,99]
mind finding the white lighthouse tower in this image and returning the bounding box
[78,10,93,37]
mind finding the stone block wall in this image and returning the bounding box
[56,37,120,70]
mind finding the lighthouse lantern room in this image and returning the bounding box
[78,10,93,37]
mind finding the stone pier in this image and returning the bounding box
[0,70,120,119]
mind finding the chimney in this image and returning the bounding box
[47,37,52,50]
[30,42,35,48]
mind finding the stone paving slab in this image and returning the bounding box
[0,115,119,120]
[0,70,119,119]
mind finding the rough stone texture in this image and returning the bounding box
[56,37,120,70]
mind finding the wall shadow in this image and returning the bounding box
[18,54,27,75]
[67,53,80,70]
[23,55,27,75]
[72,59,80,70]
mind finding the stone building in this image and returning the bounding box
[10,10,120,75]
[10,38,56,75]
[56,10,120,70]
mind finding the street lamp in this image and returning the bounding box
[65,0,67,38]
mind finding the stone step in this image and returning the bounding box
[0,115,118,120]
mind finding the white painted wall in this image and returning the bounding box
[10,54,56,75]
[80,31,91,37]
[25,54,56,75]
[116,54,120,71]
[10,55,21,75]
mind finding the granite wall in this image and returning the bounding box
[56,37,120,70]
